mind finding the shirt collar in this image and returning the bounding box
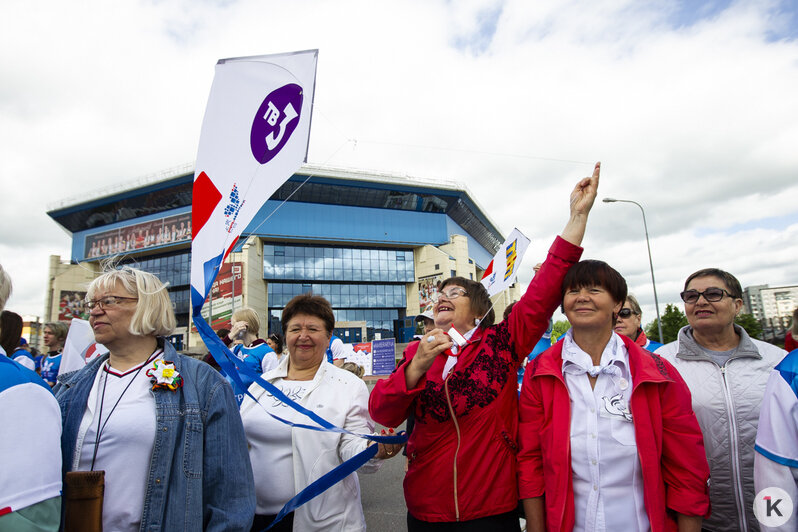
[561,329,629,377]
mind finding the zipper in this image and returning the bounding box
[719,364,748,531]
[444,371,461,521]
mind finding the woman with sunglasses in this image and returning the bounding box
[370,164,600,531]
[613,294,662,352]
[658,268,786,532]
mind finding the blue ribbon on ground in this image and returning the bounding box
[191,311,406,528]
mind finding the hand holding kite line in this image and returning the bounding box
[561,161,600,247]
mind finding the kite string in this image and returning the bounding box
[241,137,355,238]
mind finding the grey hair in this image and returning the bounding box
[625,294,642,317]
[0,264,10,312]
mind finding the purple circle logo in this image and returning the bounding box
[250,83,303,164]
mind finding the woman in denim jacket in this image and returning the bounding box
[54,267,255,531]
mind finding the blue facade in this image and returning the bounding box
[50,168,505,341]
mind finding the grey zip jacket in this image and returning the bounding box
[657,325,785,532]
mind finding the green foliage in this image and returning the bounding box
[644,304,688,344]
[735,313,762,340]
[551,319,571,342]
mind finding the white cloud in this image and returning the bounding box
[1,0,797,325]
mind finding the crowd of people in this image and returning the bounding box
[1,163,797,531]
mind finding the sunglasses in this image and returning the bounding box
[680,288,734,304]
[617,308,637,319]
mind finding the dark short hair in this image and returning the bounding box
[281,293,335,335]
[440,276,495,329]
[684,268,742,299]
[0,310,23,355]
[503,301,517,321]
[561,260,628,305]
[268,332,284,354]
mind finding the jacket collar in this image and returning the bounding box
[532,333,672,387]
[674,324,761,362]
[57,338,178,387]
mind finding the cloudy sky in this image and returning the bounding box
[2,0,797,329]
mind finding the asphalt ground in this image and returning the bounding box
[359,377,408,531]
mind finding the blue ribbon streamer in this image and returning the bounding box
[191,310,406,528]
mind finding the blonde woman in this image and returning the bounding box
[221,307,279,404]
[54,266,255,531]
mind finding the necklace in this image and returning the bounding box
[89,352,158,470]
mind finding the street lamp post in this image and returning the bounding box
[602,197,665,344]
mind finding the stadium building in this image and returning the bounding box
[45,164,519,351]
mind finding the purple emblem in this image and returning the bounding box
[250,83,303,164]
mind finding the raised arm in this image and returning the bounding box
[508,162,600,354]
[560,162,600,246]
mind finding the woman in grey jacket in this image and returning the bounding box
[657,268,786,532]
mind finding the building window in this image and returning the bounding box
[264,243,414,282]
[435,264,440,270]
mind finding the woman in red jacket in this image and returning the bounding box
[369,163,600,530]
[518,260,710,531]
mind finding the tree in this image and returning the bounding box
[645,304,688,344]
[551,319,571,342]
[735,313,762,340]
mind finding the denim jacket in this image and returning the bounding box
[54,341,255,531]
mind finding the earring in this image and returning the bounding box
[474,318,481,326]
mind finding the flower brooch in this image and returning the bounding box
[147,360,183,391]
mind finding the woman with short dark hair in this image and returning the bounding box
[240,293,402,531]
[370,164,601,530]
[519,260,710,531]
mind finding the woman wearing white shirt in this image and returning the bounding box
[518,260,710,531]
[240,293,403,532]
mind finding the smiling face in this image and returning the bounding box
[433,285,478,333]
[614,298,642,338]
[563,285,623,333]
[285,313,331,370]
[684,275,742,336]
[88,281,138,349]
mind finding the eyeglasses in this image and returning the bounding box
[85,296,139,310]
[617,308,637,319]
[432,287,468,302]
[680,288,734,304]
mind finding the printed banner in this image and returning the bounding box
[198,262,243,330]
[418,274,443,312]
[57,290,89,322]
[85,212,191,259]
[371,338,396,375]
[480,228,531,297]
[190,50,317,311]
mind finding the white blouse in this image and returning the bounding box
[561,331,649,532]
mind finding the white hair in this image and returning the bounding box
[87,266,176,337]
[0,264,11,312]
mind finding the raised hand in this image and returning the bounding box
[561,161,600,246]
[569,162,600,217]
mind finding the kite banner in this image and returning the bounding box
[480,228,531,297]
[190,50,318,311]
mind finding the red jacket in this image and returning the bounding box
[517,335,711,531]
[369,237,582,522]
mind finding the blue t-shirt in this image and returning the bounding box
[40,353,62,387]
[222,342,275,405]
